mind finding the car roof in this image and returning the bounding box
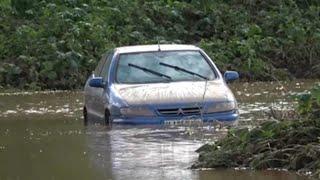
[115,44,200,54]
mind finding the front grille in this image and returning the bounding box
[157,107,201,116]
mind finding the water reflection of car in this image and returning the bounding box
[83,44,239,125]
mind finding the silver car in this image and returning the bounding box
[83,44,239,125]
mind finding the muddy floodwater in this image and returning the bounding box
[0,80,317,180]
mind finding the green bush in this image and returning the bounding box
[11,0,36,15]
[0,0,319,89]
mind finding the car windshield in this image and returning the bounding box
[116,51,216,84]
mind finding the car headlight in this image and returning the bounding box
[206,101,237,113]
[120,107,154,116]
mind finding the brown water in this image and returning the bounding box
[0,80,317,180]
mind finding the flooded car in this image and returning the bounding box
[83,44,239,125]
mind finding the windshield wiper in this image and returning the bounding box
[128,63,172,80]
[159,62,209,80]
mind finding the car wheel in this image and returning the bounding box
[105,109,112,126]
[83,107,88,126]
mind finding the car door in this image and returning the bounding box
[85,54,108,117]
[92,52,114,118]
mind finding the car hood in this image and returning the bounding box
[112,81,235,106]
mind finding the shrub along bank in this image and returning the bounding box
[0,0,319,89]
[193,84,320,178]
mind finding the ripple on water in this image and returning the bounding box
[0,80,316,180]
[0,80,317,125]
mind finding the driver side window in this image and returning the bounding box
[94,54,107,76]
[101,52,114,82]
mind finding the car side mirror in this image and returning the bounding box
[224,71,239,83]
[89,77,104,88]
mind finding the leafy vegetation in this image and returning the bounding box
[193,84,320,178]
[0,0,319,89]
[297,84,320,116]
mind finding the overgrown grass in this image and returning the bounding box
[193,84,320,178]
[0,0,319,89]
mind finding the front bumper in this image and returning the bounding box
[111,110,239,125]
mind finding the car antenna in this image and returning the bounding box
[157,39,161,51]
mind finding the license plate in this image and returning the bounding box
[164,118,203,125]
